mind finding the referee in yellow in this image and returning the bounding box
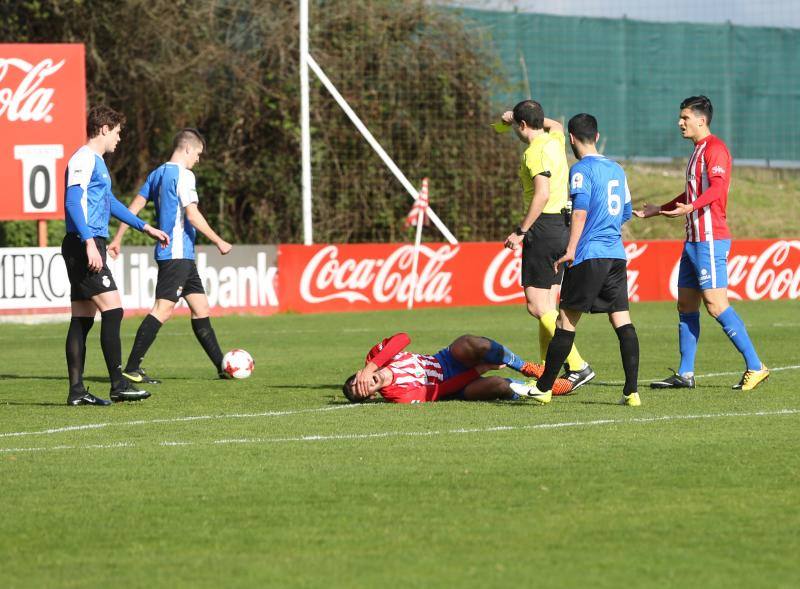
[499,100,594,390]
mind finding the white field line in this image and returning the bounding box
[2,365,799,440]
[1,409,797,454]
[0,404,364,439]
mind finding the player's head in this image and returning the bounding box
[341,370,388,403]
[678,95,713,141]
[87,105,126,153]
[172,128,205,169]
[567,113,599,158]
[512,100,544,141]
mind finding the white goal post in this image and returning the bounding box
[298,0,458,246]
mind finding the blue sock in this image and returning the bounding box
[716,307,762,370]
[486,339,525,372]
[678,312,700,376]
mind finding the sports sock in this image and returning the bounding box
[191,317,224,370]
[100,308,125,391]
[65,316,94,393]
[616,323,640,395]
[125,314,163,372]
[538,310,558,363]
[505,378,530,401]
[484,339,525,371]
[677,311,700,376]
[716,307,762,370]
[536,328,575,393]
[539,310,585,371]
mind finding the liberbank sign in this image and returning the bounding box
[0,246,279,316]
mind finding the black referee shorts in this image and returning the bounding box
[559,258,629,314]
[61,233,118,301]
[521,213,569,288]
[155,259,206,302]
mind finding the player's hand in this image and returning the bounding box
[659,202,693,218]
[633,203,661,218]
[501,110,514,125]
[354,363,379,398]
[554,250,575,273]
[144,224,170,248]
[217,240,233,255]
[107,240,121,260]
[504,232,524,250]
[85,239,103,273]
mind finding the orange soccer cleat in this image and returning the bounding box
[520,362,545,379]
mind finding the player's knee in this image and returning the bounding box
[525,302,541,318]
[703,300,726,318]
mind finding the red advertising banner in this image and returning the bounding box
[0,44,86,220]
[278,239,800,313]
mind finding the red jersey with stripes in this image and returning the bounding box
[365,333,478,403]
[680,135,732,242]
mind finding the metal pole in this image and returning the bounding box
[300,0,313,245]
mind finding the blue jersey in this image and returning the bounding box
[568,154,632,265]
[139,163,199,260]
[64,146,113,239]
[64,145,145,241]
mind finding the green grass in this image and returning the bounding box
[1,301,799,588]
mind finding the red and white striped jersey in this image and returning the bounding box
[366,335,444,402]
[682,135,731,242]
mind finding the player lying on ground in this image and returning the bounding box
[342,333,572,404]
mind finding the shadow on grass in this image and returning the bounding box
[0,374,109,383]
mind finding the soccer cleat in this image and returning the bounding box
[109,382,151,403]
[560,363,596,391]
[521,380,552,404]
[650,369,695,389]
[552,377,575,396]
[733,364,770,391]
[67,388,111,406]
[618,392,641,406]
[520,362,545,379]
[122,367,162,384]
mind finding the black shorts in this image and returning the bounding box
[521,213,569,288]
[155,259,206,302]
[61,233,118,301]
[560,258,629,314]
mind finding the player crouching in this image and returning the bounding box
[342,333,573,404]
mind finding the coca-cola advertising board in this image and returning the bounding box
[278,240,800,313]
[0,44,86,220]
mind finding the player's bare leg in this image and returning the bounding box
[185,293,226,377]
[448,335,541,379]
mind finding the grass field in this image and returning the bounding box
[1,301,799,588]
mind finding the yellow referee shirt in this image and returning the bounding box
[518,130,569,214]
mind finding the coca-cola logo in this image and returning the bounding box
[0,58,65,123]
[669,240,800,300]
[299,245,457,305]
[483,247,524,303]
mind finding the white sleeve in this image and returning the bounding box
[177,169,199,207]
[624,179,632,203]
[66,149,94,188]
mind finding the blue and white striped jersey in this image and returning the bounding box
[139,163,199,260]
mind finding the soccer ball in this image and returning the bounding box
[221,349,254,379]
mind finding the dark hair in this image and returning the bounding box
[567,113,598,143]
[342,374,359,403]
[512,100,544,130]
[680,95,713,125]
[173,128,206,151]
[87,105,126,138]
